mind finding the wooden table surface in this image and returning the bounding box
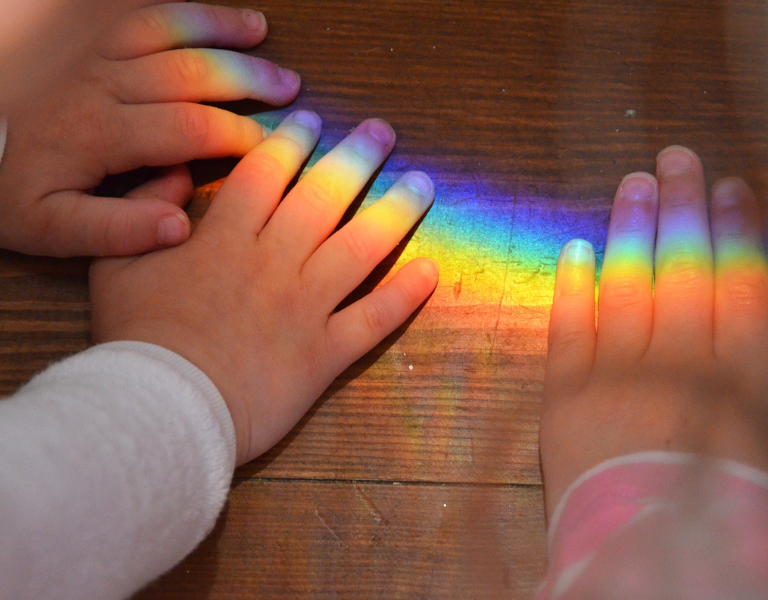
[3,0,768,598]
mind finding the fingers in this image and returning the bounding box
[595,173,658,367]
[102,3,268,60]
[262,119,397,265]
[326,258,439,370]
[304,172,435,309]
[200,110,322,235]
[545,240,596,400]
[114,48,300,105]
[651,146,714,355]
[711,177,768,357]
[117,103,266,169]
[31,190,190,257]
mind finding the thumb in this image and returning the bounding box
[34,166,193,257]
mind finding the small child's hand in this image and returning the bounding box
[541,146,768,515]
[0,2,301,257]
[90,111,439,466]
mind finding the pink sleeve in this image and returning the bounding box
[537,452,768,600]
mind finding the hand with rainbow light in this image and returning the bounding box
[90,111,439,466]
[0,1,301,257]
[536,146,768,597]
[542,145,768,514]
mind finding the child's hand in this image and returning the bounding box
[0,2,301,257]
[541,146,768,516]
[90,111,439,466]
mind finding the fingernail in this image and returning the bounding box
[619,173,656,202]
[404,171,434,208]
[278,67,301,89]
[712,177,749,207]
[158,214,189,246]
[290,109,321,133]
[419,259,439,281]
[243,10,266,30]
[366,119,396,146]
[657,146,697,175]
[562,239,594,264]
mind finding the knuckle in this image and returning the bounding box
[88,208,134,256]
[599,276,649,313]
[721,271,768,316]
[340,228,374,266]
[362,299,391,337]
[174,105,211,149]
[271,135,305,166]
[556,269,594,297]
[225,114,253,152]
[547,324,592,358]
[396,277,422,307]
[171,50,212,87]
[613,215,652,238]
[611,204,657,237]
[657,251,708,286]
[245,150,286,181]
[664,191,699,212]
[380,197,412,224]
[33,203,67,255]
[137,7,168,39]
[198,3,227,31]
[97,212,124,254]
[299,178,343,215]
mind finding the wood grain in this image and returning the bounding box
[2,0,767,597]
[135,480,547,600]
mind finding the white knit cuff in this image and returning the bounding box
[88,341,238,472]
[1,341,237,599]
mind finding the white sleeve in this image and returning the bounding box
[0,341,236,600]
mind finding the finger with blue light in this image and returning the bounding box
[263,119,398,264]
[103,3,271,60]
[595,172,658,367]
[116,48,301,106]
[710,177,768,359]
[304,171,436,308]
[652,146,715,355]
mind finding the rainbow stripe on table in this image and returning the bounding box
[254,110,610,328]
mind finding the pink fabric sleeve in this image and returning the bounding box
[0,115,6,165]
[537,452,768,600]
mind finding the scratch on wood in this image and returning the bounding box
[488,189,517,357]
[446,194,482,207]
[314,509,343,547]
[353,483,387,527]
[453,274,463,299]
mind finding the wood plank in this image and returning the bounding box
[135,480,547,600]
[0,252,90,393]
